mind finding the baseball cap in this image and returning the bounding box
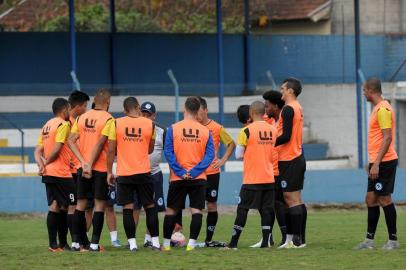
[141,101,156,114]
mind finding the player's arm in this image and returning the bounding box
[275,106,294,146]
[235,127,248,160]
[212,127,236,169]
[34,134,45,175]
[44,122,69,165]
[68,119,87,167]
[189,133,215,179]
[106,124,117,185]
[163,126,188,178]
[149,123,156,154]
[369,108,393,180]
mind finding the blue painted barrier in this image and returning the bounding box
[0,169,405,212]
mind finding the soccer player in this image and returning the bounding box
[356,77,399,250]
[226,101,277,249]
[251,90,287,248]
[67,90,90,247]
[139,101,167,248]
[276,78,307,249]
[162,97,215,251]
[237,105,251,126]
[196,96,235,247]
[106,97,160,252]
[68,89,114,252]
[34,98,74,252]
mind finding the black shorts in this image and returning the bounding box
[275,176,285,203]
[238,184,275,210]
[107,184,118,207]
[76,169,109,201]
[278,154,306,192]
[367,159,398,196]
[117,173,155,207]
[152,171,166,212]
[206,173,220,203]
[43,176,76,207]
[167,180,206,210]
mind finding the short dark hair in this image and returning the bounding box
[197,96,207,109]
[262,90,285,109]
[185,96,201,115]
[123,97,139,112]
[237,105,250,124]
[365,77,382,94]
[283,77,302,97]
[68,90,90,108]
[52,98,69,115]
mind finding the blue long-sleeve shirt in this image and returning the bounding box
[164,126,215,179]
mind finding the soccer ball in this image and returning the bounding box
[170,232,186,247]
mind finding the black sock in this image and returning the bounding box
[123,209,135,239]
[67,213,74,242]
[205,211,218,242]
[289,205,303,245]
[57,210,68,247]
[163,215,176,239]
[285,208,292,236]
[275,200,287,241]
[259,208,272,247]
[175,210,183,227]
[229,207,248,248]
[301,204,307,244]
[367,206,380,240]
[91,211,104,244]
[383,203,397,241]
[47,211,59,249]
[190,213,203,240]
[145,207,159,237]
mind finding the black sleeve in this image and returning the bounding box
[275,106,294,146]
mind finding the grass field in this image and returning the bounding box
[1,209,406,270]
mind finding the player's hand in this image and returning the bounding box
[38,163,45,176]
[212,159,226,169]
[82,162,92,179]
[107,173,116,186]
[182,172,191,180]
[369,163,379,180]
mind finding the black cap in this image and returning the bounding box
[141,101,156,114]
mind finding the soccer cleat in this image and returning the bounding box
[129,247,138,252]
[161,246,171,252]
[144,241,153,248]
[205,241,227,248]
[111,240,122,248]
[220,245,238,250]
[355,239,375,250]
[151,246,161,252]
[250,239,263,248]
[59,244,71,251]
[250,236,274,248]
[186,245,195,251]
[89,245,104,252]
[48,247,63,252]
[382,240,400,250]
[278,240,295,249]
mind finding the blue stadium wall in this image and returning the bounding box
[1,33,406,96]
[1,169,406,212]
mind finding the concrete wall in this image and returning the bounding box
[332,0,406,34]
[1,169,406,212]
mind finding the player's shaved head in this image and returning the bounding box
[94,88,111,105]
[250,101,265,116]
[123,96,139,112]
[365,77,382,94]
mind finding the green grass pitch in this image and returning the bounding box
[1,210,405,270]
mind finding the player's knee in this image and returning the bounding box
[190,208,202,215]
[166,207,176,216]
[49,200,59,212]
[94,199,106,212]
[378,196,392,207]
[207,202,217,212]
[76,199,87,211]
[144,203,155,209]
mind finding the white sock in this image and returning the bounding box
[187,239,196,247]
[163,238,171,247]
[152,236,160,248]
[110,230,118,242]
[144,234,152,244]
[71,242,80,249]
[286,234,293,243]
[90,243,99,250]
[128,238,137,250]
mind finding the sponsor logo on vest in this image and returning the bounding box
[124,127,143,141]
[181,128,201,142]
